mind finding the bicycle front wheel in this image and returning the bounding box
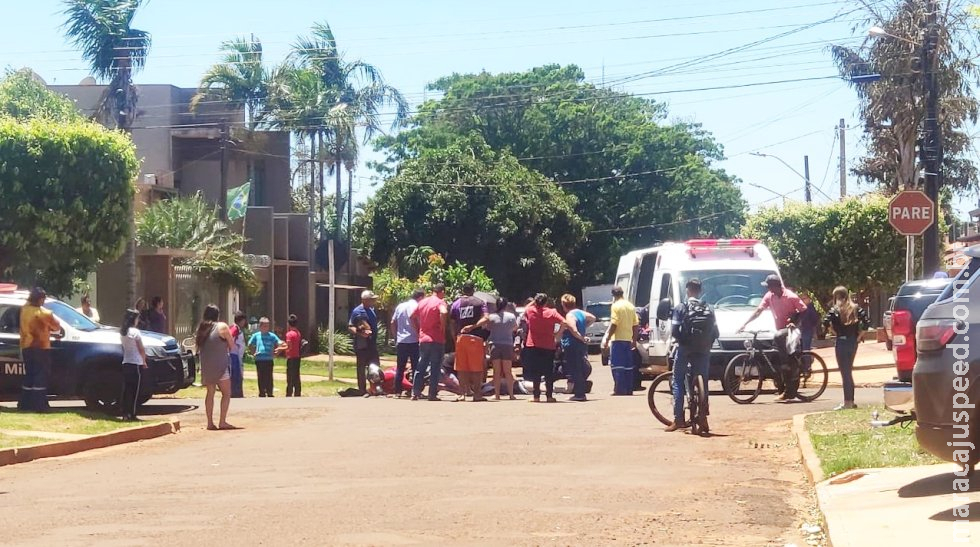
[648,371,675,426]
[724,353,763,404]
[796,351,828,402]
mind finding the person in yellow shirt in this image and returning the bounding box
[19,287,62,412]
[601,286,639,395]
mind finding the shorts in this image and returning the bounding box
[489,343,515,361]
[455,334,486,373]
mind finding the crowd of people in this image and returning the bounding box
[13,275,874,431]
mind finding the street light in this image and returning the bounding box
[867,13,943,275]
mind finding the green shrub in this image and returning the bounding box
[317,328,355,356]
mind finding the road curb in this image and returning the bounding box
[792,412,824,484]
[0,420,179,467]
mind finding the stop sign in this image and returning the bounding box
[889,190,935,235]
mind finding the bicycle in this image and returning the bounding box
[722,330,828,404]
[648,345,709,435]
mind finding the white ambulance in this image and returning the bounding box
[613,239,782,379]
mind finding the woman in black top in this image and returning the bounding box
[822,286,871,410]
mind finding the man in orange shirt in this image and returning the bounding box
[19,287,61,412]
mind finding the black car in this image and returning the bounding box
[0,287,195,412]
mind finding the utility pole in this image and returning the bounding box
[219,122,229,220]
[838,118,846,198]
[921,0,942,275]
[803,155,812,203]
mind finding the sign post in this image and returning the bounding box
[888,190,936,281]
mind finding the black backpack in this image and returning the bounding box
[680,299,716,351]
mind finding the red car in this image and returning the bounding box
[886,278,952,382]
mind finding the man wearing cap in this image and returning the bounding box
[601,286,639,396]
[349,290,380,394]
[737,274,808,402]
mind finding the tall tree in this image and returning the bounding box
[375,65,745,289]
[291,22,409,241]
[62,0,151,306]
[192,35,271,208]
[355,134,587,297]
[832,0,979,194]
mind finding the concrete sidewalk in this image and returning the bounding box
[813,341,897,388]
[817,465,978,546]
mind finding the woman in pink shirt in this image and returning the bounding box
[522,293,565,402]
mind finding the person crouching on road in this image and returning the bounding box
[823,286,870,411]
[119,309,148,421]
[248,317,285,397]
[196,304,237,430]
[665,278,718,433]
[284,314,303,397]
[602,286,639,396]
[454,281,490,402]
[18,287,61,412]
[557,294,595,402]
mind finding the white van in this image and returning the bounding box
[613,239,781,379]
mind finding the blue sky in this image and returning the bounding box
[4,0,976,216]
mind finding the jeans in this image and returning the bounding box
[835,336,859,403]
[413,342,445,399]
[773,329,800,398]
[229,353,244,398]
[286,357,301,396]
[395,342,419,395]
[672,347,710,423]
[18,348,50,411]
[563,342,588,399]
[120,364,142,419]
[256,359,275,397]
[355,345,380,393]
[609,341,635,395]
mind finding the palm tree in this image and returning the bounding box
[291,22,410,241]
[62,0,151,307]
[192,35,270,210]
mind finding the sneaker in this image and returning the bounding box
[664,421,688,432]
[834,402,858,410]
[569,396,588,402]
[546,397,557,403]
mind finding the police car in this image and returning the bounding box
[0,285,195,412]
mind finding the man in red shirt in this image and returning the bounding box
[410,283,449,401]
[738,274,808,401]
[523,293,565,402]
[285,314,303,397]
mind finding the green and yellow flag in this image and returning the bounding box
[227,182,250,221]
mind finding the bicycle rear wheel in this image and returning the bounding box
[795,351,828,402]
[689,374,708,436]
[723,353,763,404]
[647,371,675,426]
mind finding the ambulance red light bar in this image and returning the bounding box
[685,239,758,258]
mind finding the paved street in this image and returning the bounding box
[0,356,884,547]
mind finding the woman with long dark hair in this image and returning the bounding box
[523,293,565,402]
[822,286,870,410]
[485,297,518,400]
[119,309,147,421]
[195,304,236,430]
